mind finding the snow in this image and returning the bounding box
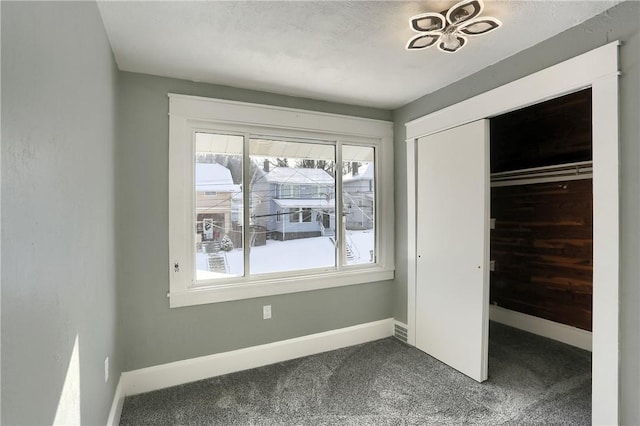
[195,163,239,192]
[343,163,374,182]
[264,167,334,184]
[345,230,376,264]
[196,230,374,280]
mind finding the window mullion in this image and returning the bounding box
[335,141,343,269]
[242,133,251,278]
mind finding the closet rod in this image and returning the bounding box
[490,160,593,187]
[491,173,592,187]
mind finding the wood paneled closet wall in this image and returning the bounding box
[489,89,593,331]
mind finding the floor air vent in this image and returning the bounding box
[394,322,408,343]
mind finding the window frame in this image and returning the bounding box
[169,94,394,307]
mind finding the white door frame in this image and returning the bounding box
[405,41,620,425]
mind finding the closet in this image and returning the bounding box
[489,89,593,332]
[408,42,619,422]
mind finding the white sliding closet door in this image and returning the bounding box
[415,119,490,382]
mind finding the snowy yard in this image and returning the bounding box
[196,230,374,280]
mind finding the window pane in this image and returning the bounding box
[249,138,336,274]
[342,145,376,265]
[195,133,244,281]
[290,208,300,223]
[302,208,312,222]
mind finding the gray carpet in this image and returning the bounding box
[120,322,592,425]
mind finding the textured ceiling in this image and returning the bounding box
[97,1,620,109]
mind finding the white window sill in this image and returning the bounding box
[168,268,394,308]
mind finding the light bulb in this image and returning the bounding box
[442,33,461,50]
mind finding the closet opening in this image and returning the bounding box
[406,42,619,422]
[488,88,593,417]
[489,88,593,336]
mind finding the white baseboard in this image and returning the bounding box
[489,305,592,351]
[121,318,394,398]
[106,376,125,426]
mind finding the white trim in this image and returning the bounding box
[489,305,592,352]
[106,377,125,426]
[169,95,395,307]
[169,94,393,138]
[120,319,394,397]
[170,269,394,307]
[590,72,620,425]
[405,41,620,424]
[405,42,619,140]
[406,139,417,346]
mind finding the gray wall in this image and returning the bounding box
[117,71,393,371]
[1,2,120,425]
[392,2,639,423]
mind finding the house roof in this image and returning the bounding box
[343,164,374,182]
[195,163,240,193]
[264,167,334,185]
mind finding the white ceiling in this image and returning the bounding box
[97,1,620,110]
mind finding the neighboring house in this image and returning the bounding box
[252,162,336,240]
[195,163,240,242]
[343,163,374,230]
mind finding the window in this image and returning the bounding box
[342,145,376,265]
[302,208,313,223]
[289,208,300,223]
[280,184,300,199]
[169,94,394,307]
[194,133,243,281]
[284,208,315,223]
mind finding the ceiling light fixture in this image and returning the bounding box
[406,0,501,54]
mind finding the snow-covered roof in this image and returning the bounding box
[264,167,334,185]
[343,163,373,182]
[195,163,240,193]
[274,199,335,209]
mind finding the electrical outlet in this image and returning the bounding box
[104,357,109,383]
[263,305,272,320]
